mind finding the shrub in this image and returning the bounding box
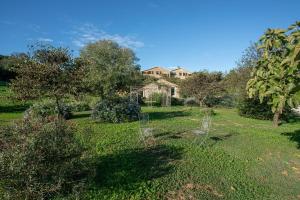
[147,92,163,106]
[171,97,184,106]
[184,97,199,107]
[69,101,90,112]
[238,97,292,121]
[25,100,72,119]
[204,95,236,108]
[0,116,92,199]
[92,96,140,123]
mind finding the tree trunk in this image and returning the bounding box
[273,111,280,127]
[55,97,63,119]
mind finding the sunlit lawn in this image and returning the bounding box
[1,83,300,199]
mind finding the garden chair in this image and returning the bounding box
[193,110,212,145]
[139,113,155,144]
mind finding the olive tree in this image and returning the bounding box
[10,44,87,117]
[80,40,142,99]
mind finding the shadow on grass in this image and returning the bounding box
[70,112,91,119]
[0,104,31,113]
[94,144,183,190]
[149,111,190,121]
[210,133,235,142]
[281,129,300,149]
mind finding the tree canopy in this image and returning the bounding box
[247,22,300,127]
[10,44,87,116]
[180,71,224,107]
[80,40,142,98]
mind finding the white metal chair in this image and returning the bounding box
[193,110,212,145]
[139,113,155,144]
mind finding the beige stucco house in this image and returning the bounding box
[142,66,192,79]
[142,66,170,78]
[142,79,180,98]
[171,67,192,79]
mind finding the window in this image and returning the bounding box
[171,87,175,96]
[179,73,182,76]
[156,71,160,75]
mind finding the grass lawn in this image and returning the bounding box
[71,107,300,200]
[1,84,300,199]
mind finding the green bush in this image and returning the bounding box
[147,92,163,106]
[184,97,199,106]
[171,97,184,106]
[204,95,236,108]
[0,116,92,199]
[68,101,90,112]
[238,97,292,121]
[26,100,72,119]
[92,96,140,123]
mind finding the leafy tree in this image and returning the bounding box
[0,53,28,82]
[247,22,300,127]
[223,43,261,99]
[10,44,87,117]
[80,40,142,99]
[180,71,224,107]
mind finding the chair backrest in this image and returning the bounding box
[139,113,149,127]
[201,115,211,133]
[139,113,154,141]
[198,109,212,135]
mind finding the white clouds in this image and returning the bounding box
[37,38,53,42]
[70,23,144,49]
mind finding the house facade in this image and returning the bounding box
[140,66,191,102]
[142,79,180,98]
[141,66,170,78]
[142,66,191,79]
[170,67,192,79]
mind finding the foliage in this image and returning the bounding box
[0,82,32,113]
[163,76,183,85]
[80,40,142,98]
[26,100,72,119]
[147,92,163,106]
[10,44,87,117]
[142,75,158,85]
[171,97,184,106]
[184,97,199,106]
[204,95,236,108]
[91,96,140,123]
[223,43,261,99]
[247,22,300,126]
[238,97,293,121]
[68,101,91,112]
[0,116,92,199]
[238,97,275,120]
[0,55,15,82]
[180,71,224,106]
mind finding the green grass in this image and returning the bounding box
[1,83,300,199]
[71,107,300,200]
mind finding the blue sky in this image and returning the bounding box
[1,0,299,72]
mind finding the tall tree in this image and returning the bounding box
[80,40,142,99]
[247,23,300,127]
[10,44,87,117]
[223,43,261,98]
